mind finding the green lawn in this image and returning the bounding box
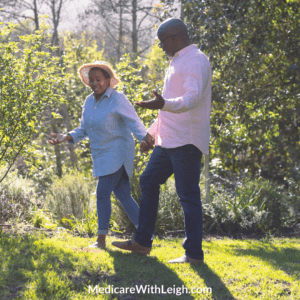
[0,232,299,299]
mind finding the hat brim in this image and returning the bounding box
[78,61,120,88]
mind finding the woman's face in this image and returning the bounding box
[88,69,110,97]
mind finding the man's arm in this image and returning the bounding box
[135,58,211,113]
[162,60,210,113]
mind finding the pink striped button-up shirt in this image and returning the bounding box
[148,44,212,155]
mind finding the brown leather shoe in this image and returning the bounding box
[89,234,106,249]
[112,239,151,255]
[168,254,203,264]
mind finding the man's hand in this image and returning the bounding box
[141,133,155,153]
[48,133,71,145]
[135,90,165,110]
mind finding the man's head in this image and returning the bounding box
[157,18,190,58]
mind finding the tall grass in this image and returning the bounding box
[0,167,35,223]
[45,171,97,220]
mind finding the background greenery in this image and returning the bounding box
[0,0,299,237]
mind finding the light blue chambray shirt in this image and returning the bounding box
[68,87,147,178]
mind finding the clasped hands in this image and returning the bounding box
[141,133,155,154]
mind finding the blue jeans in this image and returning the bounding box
[134,145,203,260]
[96,165,139,234]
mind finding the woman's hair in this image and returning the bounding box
[89,67,111,79]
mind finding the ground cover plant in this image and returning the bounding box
[0,230,299,300]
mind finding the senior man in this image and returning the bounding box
[112,18,212,263]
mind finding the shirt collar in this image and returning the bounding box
[173,44,198,59]
[104,86,114,98]
[93,86,114,101]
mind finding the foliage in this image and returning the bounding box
[155,179,185,233]
[30,207,58,229]
[45,170,97,220]
[0,166,35,223]
[143,43,169,81]
[161,0,300,185]
[203,178,294,234]
[0,21,65,182]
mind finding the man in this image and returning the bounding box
[112,18,211,264]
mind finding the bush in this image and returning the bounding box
[0,167,35,223]
[45,171,97,220]
[203,178,292,235]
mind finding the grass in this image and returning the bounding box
[0,232,299,299]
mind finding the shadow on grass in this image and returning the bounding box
[107,248,237,300]
[106,249,195,299]
[189,263,235,300]
[0,233,78,299]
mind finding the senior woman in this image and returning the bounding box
[48,61,153,248]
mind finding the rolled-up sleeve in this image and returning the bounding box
[117,95,147,143]
[162,58,208,114]
[67,100,88,145]
[148,118,158,138]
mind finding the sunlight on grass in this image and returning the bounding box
[0,232,299,299]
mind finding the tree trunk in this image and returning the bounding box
[117,0,123,60]
[59,104,78,169]
[33,0,39,31]
[51,121,63,177]
[180,0,185,20]
[131,0,138,54]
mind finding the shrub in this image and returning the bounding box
[203,178,291,235]
[45,171,97,220]
[0,167,35,224]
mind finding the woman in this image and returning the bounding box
[48,61,153,248]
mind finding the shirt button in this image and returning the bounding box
[90,117,92,119]
[94,106,96,109]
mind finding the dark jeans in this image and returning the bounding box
[134,144,204,260]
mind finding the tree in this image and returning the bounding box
[82,0,157,58]
[0,21,65,183]
[0,0,41,31]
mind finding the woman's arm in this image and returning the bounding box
[117,94,147,143]
[67,99,89,144]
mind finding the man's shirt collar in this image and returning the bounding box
[173,44,198,60]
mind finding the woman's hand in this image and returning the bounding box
[141,133,154,153]
[48,133,71,145]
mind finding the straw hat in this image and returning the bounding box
[78,61,120,88]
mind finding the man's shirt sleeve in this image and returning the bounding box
[162,58,209,114]
[148,118,158,138]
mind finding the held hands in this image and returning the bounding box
[135,90,165,110]
[141,133,155,153]
[48,133,70,145]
